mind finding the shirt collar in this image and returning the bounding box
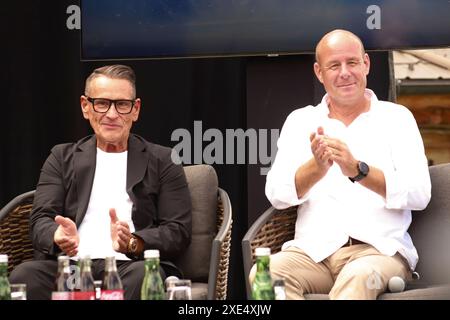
[317,89,379,116]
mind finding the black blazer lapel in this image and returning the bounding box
[126,134,148,197]
[73,136,97,226]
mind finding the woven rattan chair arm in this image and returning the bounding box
[208,188,233,300]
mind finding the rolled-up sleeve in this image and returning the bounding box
[265,109,312,209]
[384,108,431,210]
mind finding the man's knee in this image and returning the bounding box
[9,260,40,283]
[120,261,146,300]
[9,260,57,300]
[331,264,384,299]
[248,255,286,286]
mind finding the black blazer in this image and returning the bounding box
[30,134,192,264]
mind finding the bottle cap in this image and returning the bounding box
[255,247,271,256]
[0,254,8,263]
[164,276,179,288]
[57,255,70,261]
[144,249,160,259]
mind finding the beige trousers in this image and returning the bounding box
[249,244,410,300]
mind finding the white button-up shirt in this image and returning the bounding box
[265,90,431,269]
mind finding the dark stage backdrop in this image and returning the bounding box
[1,0,392,299]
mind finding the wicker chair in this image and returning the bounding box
[177,164,233,300]
[242,205,297,299]
[242,163,450,299]
[0,190,35,274]
[0,165,232,300]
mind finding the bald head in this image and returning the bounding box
[315,29,366,64]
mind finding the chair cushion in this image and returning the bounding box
[305,293,329,300]
[304,285,450,300]
[305,285,450,300]
[410,163,450,285]
[378,285,450,300]
[175,165,218,282]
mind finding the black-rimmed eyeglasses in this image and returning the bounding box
[86,97,136,114]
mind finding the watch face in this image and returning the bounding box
[129,238,138,252]
[359,161,369,175]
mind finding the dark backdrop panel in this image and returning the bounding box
[2,0,85,206]
[246,55,317,225]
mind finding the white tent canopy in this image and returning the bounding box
[394,49,450,80]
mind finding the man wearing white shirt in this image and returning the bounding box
[261,29,431,299]
[10,65,192,299]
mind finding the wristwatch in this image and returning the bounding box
[349,161,369,183]
[127,235,139,254]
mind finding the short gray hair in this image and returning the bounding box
[85,64,136,97]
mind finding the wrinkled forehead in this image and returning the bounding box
[86,75,135,98]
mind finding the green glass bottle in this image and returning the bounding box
[141,250,165,300]
[0,254,11,300]
[251,247,275,300]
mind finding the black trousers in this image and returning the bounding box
[9,259,167,300]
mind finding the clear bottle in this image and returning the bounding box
[77,256,96,300]
[273,278,286,300]
[0,254,11,300]
[101,256,124,300]
[251,247,275,300]
[164,276,179,291]
[141,250,165,300]
[52,255,73,300]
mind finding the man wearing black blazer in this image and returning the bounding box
[9,65,192,300]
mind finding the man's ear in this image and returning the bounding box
[363,53,370,76]
[314,62,324,84]
[80,95,90,119]
[132,98,141,122]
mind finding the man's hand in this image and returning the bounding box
[54,216,79,257]
[323,137,359,178]
[109,208,131,253]
[295,127,334,198]
[310,126,333,173]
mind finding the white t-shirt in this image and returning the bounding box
[77,148,135,260]
[265,90,431,269]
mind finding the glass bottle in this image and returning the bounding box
[164,276,179,291]
[101,256,124,300]
[251,247,275,300]
[141,250,165,300]
[273,278,286,300]
[77,256,96,300]
[0,254,11,300]
[52,255,73,300]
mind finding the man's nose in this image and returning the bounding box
[339,64,351,78]
[106,103,119,117]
